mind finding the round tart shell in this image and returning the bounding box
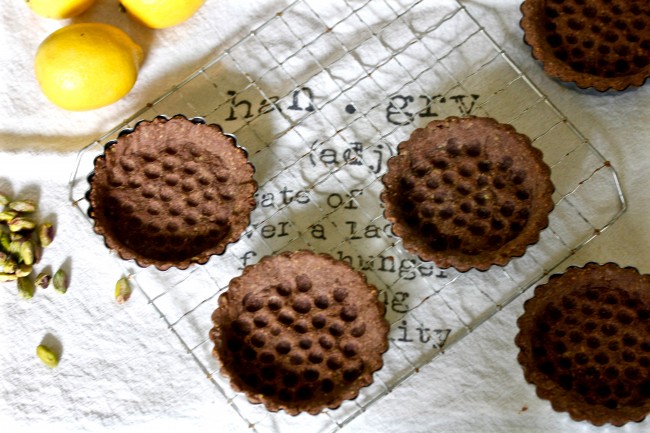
[87,115,257,270]
[516,262,650,426]
[381,116,554,272]
[520,0,650,91]
[209,250,389,415]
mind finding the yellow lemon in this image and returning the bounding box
[25,0,96,19]
[120,0,205,29]
[34,23,144,111]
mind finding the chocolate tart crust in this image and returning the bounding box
[381,116,554,272]
[516,262,650,426]
[520,0,650,91]
[87,115,257,270]
[209,250,389,415]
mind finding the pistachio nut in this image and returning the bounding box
[32,244,42,265]
[15,264,32,278]
[0,273,18,282]
[53,269,68,294]
[8,239,23,256]
[35,272,51,289]
[17,277,35,299]
[8,200,36,213]
[0,193,9,207]
[0,233,10,252]
[9,232,26,242]
[0,210,18,223]
[36,344,59,368]
[2,257,17,274]
[8,217,36,233]
[38,223,55,248]
[19,241,35,266]
[115,276,132,304]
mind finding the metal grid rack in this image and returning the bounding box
[69,0,626,432]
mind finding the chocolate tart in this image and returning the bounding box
[209,250,389,415]
[381,116,554,272]
[87,114,257,270]
[521,0,650,91]
[516,262,650,426]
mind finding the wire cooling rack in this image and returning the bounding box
[69,0,626,431]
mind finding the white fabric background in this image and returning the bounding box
[1,1,649,432]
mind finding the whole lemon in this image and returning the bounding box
[34,23,144,111]
[120,0,205,29]
[25,0,96,19]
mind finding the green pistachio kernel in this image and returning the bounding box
[0,233,10,252]
[19,241,35,266]
[53,269,68,294]
[35,272,51,289]
[36,344,59,368]
[115,277,132,304]
[2,257,17,274]
[17,277,35,299]
[38,223,55,247]
[15,264,32,278]
[8,217,36,233]
[0,210,18,223]
[8,200,36,213]
[0,273,18,282]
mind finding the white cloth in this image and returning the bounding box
[1,1,649,432]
